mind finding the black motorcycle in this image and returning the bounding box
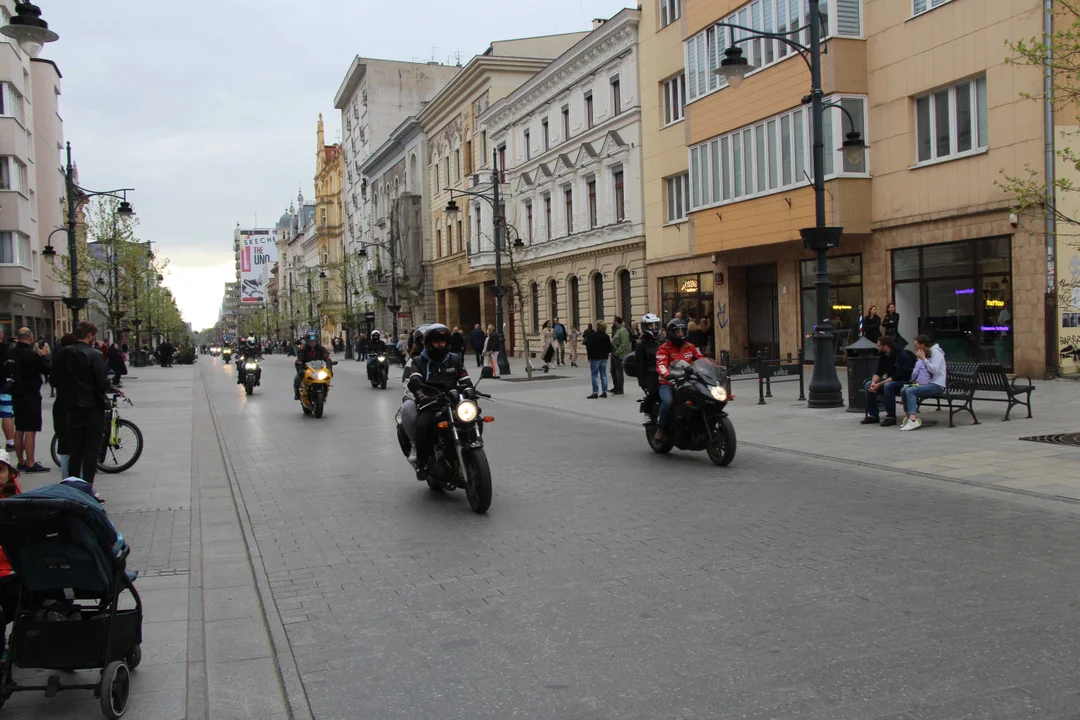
[396,367,495,513]
[367,353,390,389]
[240,356,260,395]
[639,359,736,467]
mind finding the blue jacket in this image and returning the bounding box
[469,328,486,351]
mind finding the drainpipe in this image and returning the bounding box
[1044,0,1058,377]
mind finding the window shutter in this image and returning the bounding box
[836,0,861,36]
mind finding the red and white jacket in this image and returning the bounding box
[656,341,704,385]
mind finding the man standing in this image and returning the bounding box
[8,328,50,472]
[63,322,109,495]
[469,324,486,368]
[49,333,77,477]
[0,329,13,456]
[609,316,631,396]
[553,317,567,366]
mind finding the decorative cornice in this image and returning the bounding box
[417,55,553,132]
[360,117,423,176]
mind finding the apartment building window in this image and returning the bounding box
[481,131,487,160]
[666,174,689,223]
[587,178,598,229]
[662,74,686,126]
[544,193,552,240]
[456,220,463,253]
[465,139,473,174]
[523,129,531,161]
[530,282,540,333]
[524,200,534,242]
[475,210,483,254]
[455,149,461,180]
[497,144,507,182]
[913,0,952,16]
[448,222,455,254]
[613,169,625,222]
[542,119,550,151]
[444,157,450,186]
[0,84,25,125]
[915,76,988,165]
[434,164,440,191]
[0,232,31,267]
[688,96,867,211]
[436,228,443,258]
[321,209,327,227]
[611,77,622,116]
[585,93,594,129]
[660,0,681,27]
[562,105,570,140]
[0,157,27,193]
[564,186,574,234]
[685,0,862,103]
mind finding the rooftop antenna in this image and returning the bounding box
[430,45,438,63]
[449,50,463,67]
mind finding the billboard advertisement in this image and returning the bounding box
[238,229,276,304]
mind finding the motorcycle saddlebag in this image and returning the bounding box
[622,351,639,379]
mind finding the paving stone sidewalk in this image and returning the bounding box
[342,355,1080,504]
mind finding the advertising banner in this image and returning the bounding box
[239,229,277,304]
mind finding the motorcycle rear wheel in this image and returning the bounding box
[645,425,673,454]
[463,449,492,514]
[706,415,737,467]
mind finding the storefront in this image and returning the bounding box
[660,272,714,325]
[800,254,863,362]
[891,237,1013,369]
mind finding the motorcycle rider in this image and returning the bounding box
[635,313,663,407]
[405,324,472,480]
[654,318,704,443]
[236,336,262,386]
[294,330,332,400]
[366,330,389,381]
[399,325,431,467]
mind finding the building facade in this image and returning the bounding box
[314,114,345,341]
[476,12,646,355]
[639,0,1061,376]
[418,32,589,347]
[0,5,67,342]
[334,58,461,337]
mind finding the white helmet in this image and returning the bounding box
[247,336,255,344]
[641,313,662,339]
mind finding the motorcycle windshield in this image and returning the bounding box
[306,360,327,371]
[692,359,722,386]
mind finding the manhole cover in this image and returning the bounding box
[498,375,570,382]
[1020,433,1080,447]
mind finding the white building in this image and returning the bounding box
[476,10,645,348]
[333,58,459,332]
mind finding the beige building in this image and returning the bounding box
[640,0,1063,377]
[314,114,345,343]
[417,32,589,350]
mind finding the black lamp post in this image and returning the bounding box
[716,0,867,408]
[356,240,399,355]
[444,149,512,375]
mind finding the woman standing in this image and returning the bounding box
[882,302,900,340]
[567,325,581,368]
[539,320,556,373]
[862,305,882,343]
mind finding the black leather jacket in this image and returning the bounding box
[406,351,471,401]
[295,344,332,371]
[62,342,109,410]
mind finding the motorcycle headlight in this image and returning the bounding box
[378,355,387,362]
[245,362,258,370]
[315,370,329,380]
[710,386,728,402]
[455,400,479,423]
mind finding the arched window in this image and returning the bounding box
[548,279,558,323]
[530,282,540,334]
[408,154,419,193]
[618,269,632,321]
[592,273,605,322]
[569,276,580,328]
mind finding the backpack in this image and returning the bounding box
[2,353,21,396]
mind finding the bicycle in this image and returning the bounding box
[51,390,144,474]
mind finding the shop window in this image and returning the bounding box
[800,255,863,362]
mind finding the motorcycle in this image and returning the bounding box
[299,359,333,418]
[222,347,233,363]
[640,359,736,467]
[395,366,495,513]
[367,353,390,389]
[241,356,260,395]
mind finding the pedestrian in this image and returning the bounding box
[609,316,631,395]
[108,342,127,388]
[882,302,902,345]
[7,328,50,473]
[0,328,14,457]
[62,322,109,498]
[0,451,22,660]
[356,333,367,361]
[483,325,498,368]
[583,322,595,346]
[899,334,947,431]
[567,325,581,368]
[540,320,556,373]
[469,324,486,368]
[862,305,882,343]
[629,320,641,350]
[553,317,567,366]
[585,321,612,398]
[450,327,465,355]
[50,333,77,477]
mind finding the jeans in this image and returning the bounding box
[557,340,565,364]
[475,350,484,367]
[658,384,676,427]
[589,359,608,394]
[400,399,419,444]
[59,453,70,477]
[863,379,904,419]
[901,383,944,415]
[610,353,624,392]
[66,408,105,486]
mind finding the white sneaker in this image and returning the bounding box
[901,417,922,431]
[899,417,909,430]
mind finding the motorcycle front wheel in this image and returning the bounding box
[463,449,492,513]
[706,415,737,467]
[313,389,325,418]
[244,379,254,395]
[379,370,388,390]
[645,425,673,454]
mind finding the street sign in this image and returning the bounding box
[364,312,376,322]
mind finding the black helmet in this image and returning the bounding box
[666,318,688,346]
[423,323,452,361]
[305,330,319,346]
[411,325,431,356]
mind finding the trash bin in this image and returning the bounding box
[844,335,879,414]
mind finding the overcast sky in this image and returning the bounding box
[42,0,633,329]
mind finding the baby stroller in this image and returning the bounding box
[0,484,142,718]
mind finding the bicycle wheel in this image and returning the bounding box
[50,434,61,467]
[98,419,144,474]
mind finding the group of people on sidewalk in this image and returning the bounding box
[535,317,635,398]
[861,333,947,431]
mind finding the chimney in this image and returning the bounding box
[592,18,606,30]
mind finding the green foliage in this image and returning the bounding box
[174,344,197,365]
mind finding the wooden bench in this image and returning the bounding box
[914,361,1034,427]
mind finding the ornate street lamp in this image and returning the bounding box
[0,2,58,58]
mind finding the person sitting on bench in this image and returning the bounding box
[860,335,915,427]
[900,335,947,431]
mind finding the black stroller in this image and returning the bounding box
[0,485,143,718]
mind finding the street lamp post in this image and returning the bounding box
[356,240,400,355]
[716,0,866,408]
[444,149,512,375]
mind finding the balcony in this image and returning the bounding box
[0,264,34,292]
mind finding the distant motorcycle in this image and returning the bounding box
[640,359,736,467]
[299,360,333,418]
[367,353,389,389]
[241,356,260,395]
[221,347,232,363]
